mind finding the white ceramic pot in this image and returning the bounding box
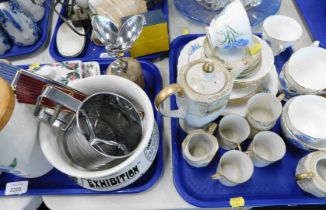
[206,0,252,49]
[39,75,159,191]
[0,1,40,46]
[296,151,326,197]
[263,15,302,56]
[0,78,52,178]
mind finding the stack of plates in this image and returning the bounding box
[177,35,277,116]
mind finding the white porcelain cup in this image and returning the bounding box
[246,131,286,167]
[285,43,326,95]
[296,151,326,197]
[182,123,219,168]
[217,114,250,150]
[263,15,302,56]
[0,1,40,46]
[206,0,252,49]
[14,0,45,22]
[246,93,282,131]
[211,150,254,187]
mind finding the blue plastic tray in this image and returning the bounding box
[0,60,164,196]
[169,34,326,208]
[0,0,51,59]
[49,0,169,62]
[173,0,281,27]
[295,0,326,48]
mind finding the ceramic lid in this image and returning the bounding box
[0,77,15,130]
[178,58,233,102]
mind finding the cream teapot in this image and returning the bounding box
[155,58,246,131]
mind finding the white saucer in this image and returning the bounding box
[223,65,279,116]
[177,36,205,70]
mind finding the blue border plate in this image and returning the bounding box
[0,0,51,59]
[49,0,169,62]
[173,0,281,27]
[169,34,326,208]
[0,60,164,196]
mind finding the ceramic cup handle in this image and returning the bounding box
[154,83,186,119]
[296,172,314,181]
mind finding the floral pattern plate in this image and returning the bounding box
[27,61,101,86]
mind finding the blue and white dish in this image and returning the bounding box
[14,0,45,22]
[0,26,11,55]
[0,1,40,47]
[281,95,326,151]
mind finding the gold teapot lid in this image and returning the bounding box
[0,77,15,130]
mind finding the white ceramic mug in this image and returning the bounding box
[211,150,254,187]
[262,15,302,56]
[296,151,326,197]
[206,0,252,49]
[182,123,218,168]
[0,27,11,55]
[246,93,282,131]
[217,114,250,150]
[0,1,40,46]
[246,131,286,167]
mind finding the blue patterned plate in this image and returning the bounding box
[173,0,281,27]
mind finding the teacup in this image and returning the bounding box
[0,27,10,55]
[245,93,282,132]
[0,1,40,46]
[206,0,252,49]
[282,95,326,148]
[246,131,286,167]
[182,123,219,168]
[279,43,326,97]
[263,15,302,56]
[211,150,254,187]
[296,151,326,197]
[217,114,250,150]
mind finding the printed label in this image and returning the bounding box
[5,181,28,195]
[230,197,245,208]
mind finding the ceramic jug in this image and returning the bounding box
[155,58,246,131]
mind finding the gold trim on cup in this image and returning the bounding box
[296,172,314,181]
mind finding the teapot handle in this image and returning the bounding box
[155,84,186,119]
